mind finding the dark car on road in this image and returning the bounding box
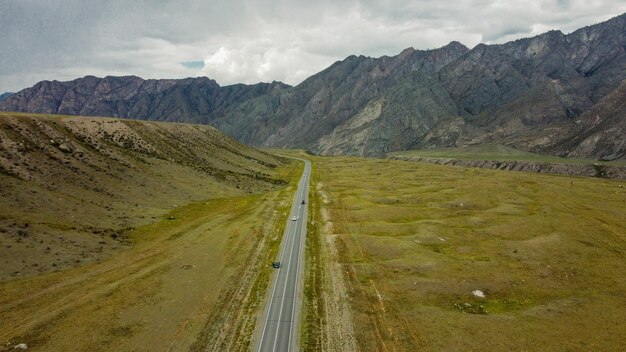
[272,261,281,268]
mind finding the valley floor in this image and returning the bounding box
[0,113,305,351]
[3,138,625,351]
[0,177,300,351]
[301,154,626,351]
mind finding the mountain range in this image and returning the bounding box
[1,13,625,159]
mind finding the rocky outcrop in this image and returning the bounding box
[390,156,626,179]
[1,13,625,159]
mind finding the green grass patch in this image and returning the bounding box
[311,155,626,351]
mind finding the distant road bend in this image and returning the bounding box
[256,158,311,352]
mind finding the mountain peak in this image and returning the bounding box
[399,47,416,55]
[444,41,468,51]
[269,80,291,89]
[434,41,470,57]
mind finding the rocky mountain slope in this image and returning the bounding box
[0,76,289,124]
[546,79,626,159]
[1,13,624,159]
[0,112,288,280]
[0,93,13,102]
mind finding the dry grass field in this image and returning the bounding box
[0,113,303,351]
[306,155,626,351]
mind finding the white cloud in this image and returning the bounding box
[198,33,334,85]
[1,0,625,92]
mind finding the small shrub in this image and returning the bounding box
[454,302,488,314]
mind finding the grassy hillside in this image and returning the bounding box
[308,155,626,351]
[0,112,289,280]
[0,113,303,351]
[389,144,626,166]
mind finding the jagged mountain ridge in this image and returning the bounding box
[1,13,625,159]
[0,75,290,124]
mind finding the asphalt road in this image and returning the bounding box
[256,158,311,352]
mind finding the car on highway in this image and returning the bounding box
[292,216,298,221]
[272,261,281,268]
[301,200,305,204]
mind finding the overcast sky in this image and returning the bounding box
[1,0,625,93]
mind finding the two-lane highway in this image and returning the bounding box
[256,158,311,352]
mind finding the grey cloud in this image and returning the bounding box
[1,0,625,92]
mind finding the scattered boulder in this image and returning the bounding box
[472,290,486,298]
[57,143,73,154]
